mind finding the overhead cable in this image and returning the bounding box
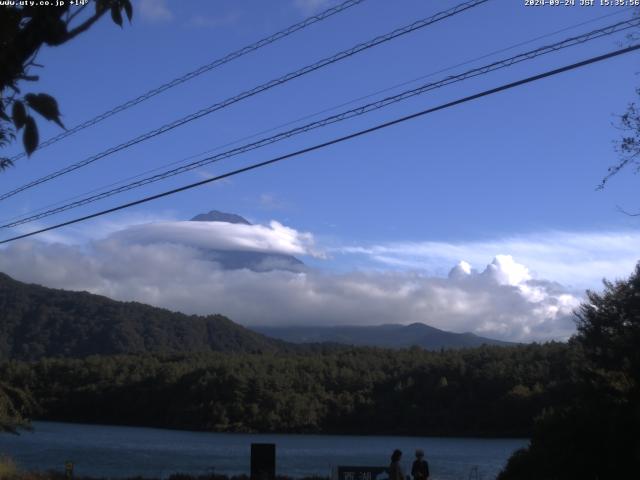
[2,43,637,244]
[7,0,368,161]
[3,17,637,229]
[0,0,490,202]
[8,3,630,226]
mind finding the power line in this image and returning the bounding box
[5,5,630,226]
[3,17,637,229]
[2,43,637,245]
[7,0,367,162]
[0,0,490,203]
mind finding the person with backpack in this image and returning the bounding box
[411,449,429,480]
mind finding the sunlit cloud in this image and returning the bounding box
[110,220,323,258]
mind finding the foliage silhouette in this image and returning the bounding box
[0,0,132,164]
[498,264,640,479]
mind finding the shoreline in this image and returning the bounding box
[24,419,532,441]
[0,465,331,480]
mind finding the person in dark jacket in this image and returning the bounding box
[411,449,429,480]
[389,449,404,480]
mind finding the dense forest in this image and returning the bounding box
[0,342,572,437]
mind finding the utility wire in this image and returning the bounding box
[3,17,637,229]
[5,5,630,226]
[2,43,637,245]
[0,0,490,203]
[7,0,367,162]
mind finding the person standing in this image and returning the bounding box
[389,449,405,480]
[411,449,429,480]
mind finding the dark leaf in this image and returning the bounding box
[111,5,123,26]
[0,108,9,122]
[43,18,68,46]
[123,0,133,22]
[12,101,27,130]
[95,0,108,14]
[25,93,65,129]
[0,158,14,171]
[23,116,39,156]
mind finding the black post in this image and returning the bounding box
[251,443,275,480]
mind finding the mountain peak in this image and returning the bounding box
[190,210,251,225]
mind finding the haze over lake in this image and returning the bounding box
[0,422,527,480]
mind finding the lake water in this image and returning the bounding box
[0,422,528,480]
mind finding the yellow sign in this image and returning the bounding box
[65,461,74,479]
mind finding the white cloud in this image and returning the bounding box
[110,220,322,257]
[483,255,531,287]
[138,0,173,23]
[339,230,640,290]
[293,0,334,15]
[9,211,178,246]
[188,12,241,28]
[259,193,288,211]
[0,219,591,342]
[448,260,472,280]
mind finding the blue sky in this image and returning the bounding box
[0,0,639,340]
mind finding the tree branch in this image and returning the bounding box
[66,3,89,27]
[62,8,109,43]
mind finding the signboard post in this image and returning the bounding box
[251,443,276,480]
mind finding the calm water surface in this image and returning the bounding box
[0,422,528,480]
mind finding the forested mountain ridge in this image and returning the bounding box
[0,271,514,361]
[253,323,513,350]
[0,272,287,360]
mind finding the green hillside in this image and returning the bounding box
[0,272,285,360]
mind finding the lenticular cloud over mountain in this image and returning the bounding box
[0,216,584,342]
[111,218,320,258]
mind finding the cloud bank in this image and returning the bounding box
[0,219,596,342]
[340,230,640,290]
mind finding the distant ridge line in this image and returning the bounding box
[252,323,514,350]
